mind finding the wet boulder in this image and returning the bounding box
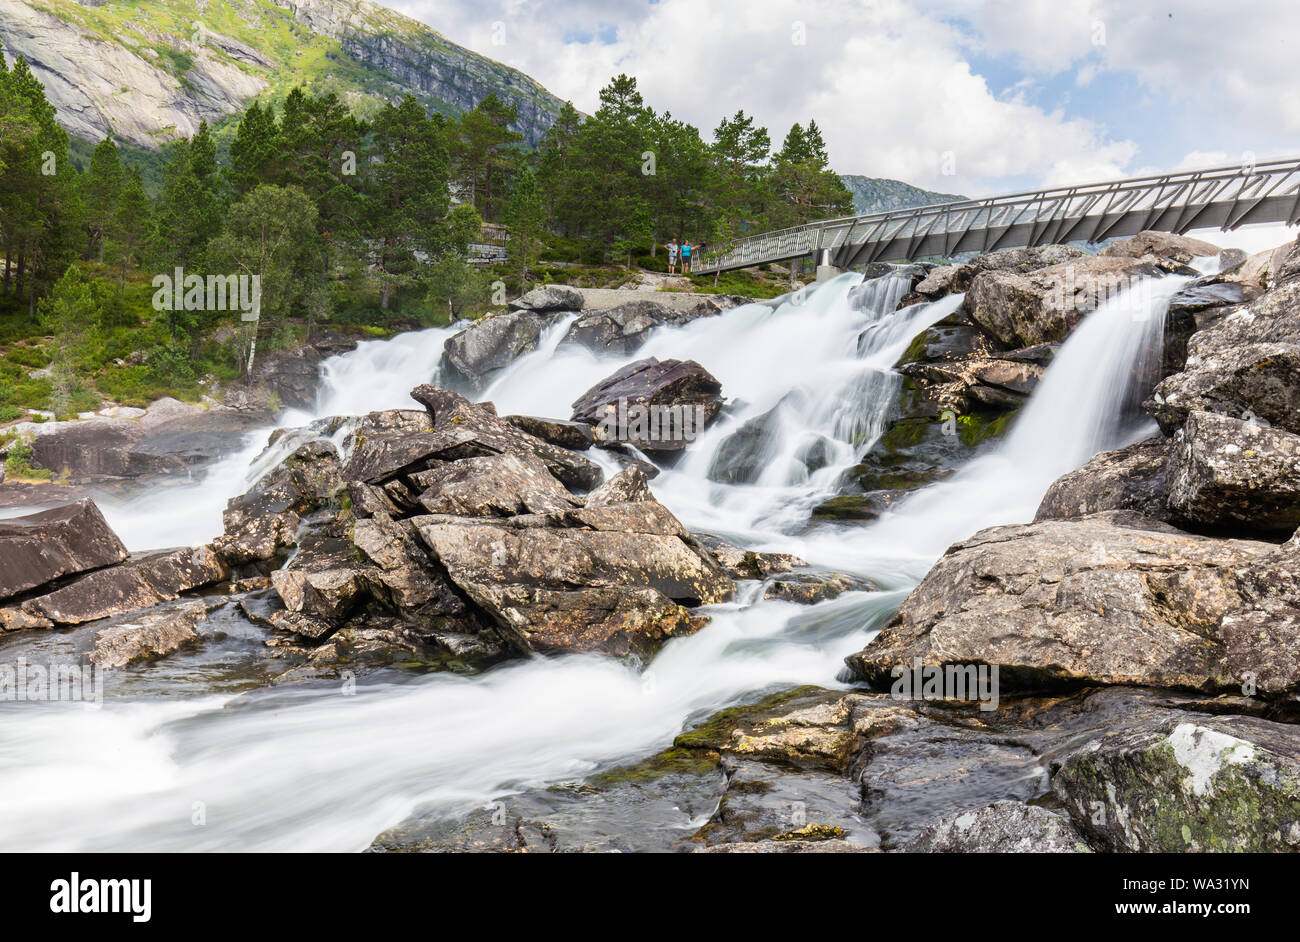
[690,533,807,580]
[570,358,724,455]
[414,518,733,609]
[844,512,1276,692]
[440,309,564,391]
[22,545,229,625]
[1147,279,1300,435]
[0,500,128,601]
[216,438,344,563]
[1166,410,1300,534]
[762,571,879,604]
[899,245,1086,307]
[1035,436,1172,522]
[904,801,1091,853]
[1052,714,1300,852]
[89,599,208,669]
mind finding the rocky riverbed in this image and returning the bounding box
[2,233,1298,853]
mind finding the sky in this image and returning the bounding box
[383,0,1299,202]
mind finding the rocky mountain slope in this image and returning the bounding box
[0,0,568,149]
[840,174,965,215]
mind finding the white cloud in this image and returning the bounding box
[385,0,1139,195]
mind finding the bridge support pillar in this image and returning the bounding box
[815,249,843,282]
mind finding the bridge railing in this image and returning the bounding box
[697,155,1300,273]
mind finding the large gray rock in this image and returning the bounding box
[509,285,583,312]
[1052,714,1300,852]
[1148,279,1300,435]
[0,500,128,602]
[901,245,1086,306]
[844,513,1275,692]
[1167,410,1300,533]
[967,256,1163,349]
[904,801,1091,853]
[440,310,561,391]
[414,518,733,609]
[1035,437,1171,522]
[559,299,725,355]
[570,358,724,455]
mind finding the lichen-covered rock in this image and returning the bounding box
[691,533,807,580]
[1052,715,1300,852]
[570,358,724,455]
[904,801,1091,853]
[89,600,208,669]
[900,245,1086,306]
[1166,410,1300,533]
[844,513,1276,692]
[1035,437,1171,522]
[467,584,707,658]
[414,518,733,608]
[0,500,128,602]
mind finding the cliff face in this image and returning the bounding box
[840,174,966,215]
[0,0,567,150]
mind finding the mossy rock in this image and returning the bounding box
[1053,715,1300,852]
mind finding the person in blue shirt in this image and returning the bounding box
[681,240,692,272]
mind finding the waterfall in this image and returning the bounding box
[0,267,1189,850]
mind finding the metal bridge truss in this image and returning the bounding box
[695,156,1300,274]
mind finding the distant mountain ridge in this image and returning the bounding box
[840,174,966,215]
[0,0,568,149]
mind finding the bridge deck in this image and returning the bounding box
[696,157,1300,274]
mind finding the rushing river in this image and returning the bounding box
[0,266,1200,850]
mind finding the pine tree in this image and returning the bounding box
[364,96,451,309]
[82,136,123,263]
[112,165,151,287]
[152,121,223,272]
[504,167,546,279]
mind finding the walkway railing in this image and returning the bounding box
[696,156,1300,273]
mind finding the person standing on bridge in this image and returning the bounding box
[666,238,680,274]
[681,239,692,273]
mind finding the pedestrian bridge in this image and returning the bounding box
[695,156,1300,274]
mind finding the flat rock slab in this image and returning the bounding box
[23,545,229,625]
[90,600,208,669]
[0,500,128,602]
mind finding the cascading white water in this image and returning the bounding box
[0,266,1190,850]
[87,326,463,551]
